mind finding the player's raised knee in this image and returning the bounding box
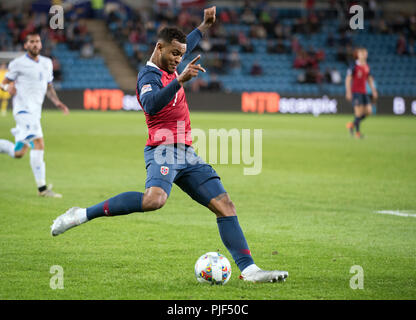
[147,196,166,211]
[222,200,236,217]
[142,187,168,211]
[209,193,237,217]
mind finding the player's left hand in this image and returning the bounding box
[198,6,216,32]
[57,101,69,115]
[372,90,378,101]
[203,6,216,27]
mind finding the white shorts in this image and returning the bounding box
[11,111,43,145]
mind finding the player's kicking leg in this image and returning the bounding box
[207,192,288,283]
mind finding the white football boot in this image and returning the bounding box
[240,264,288,283]
[51,207,87,236]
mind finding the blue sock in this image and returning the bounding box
[86,191,143,220]
[354,116,361,132]
[217,216,254,272]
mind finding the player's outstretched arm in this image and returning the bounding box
[47,83,69,115]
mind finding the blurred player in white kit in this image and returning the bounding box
[0,32,69,197]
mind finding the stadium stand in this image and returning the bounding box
[105,0,416,96]
[1,0,415,96]
[0,1,118,90]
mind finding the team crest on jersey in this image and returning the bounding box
[140,84,152,96]
[160,166,169,176]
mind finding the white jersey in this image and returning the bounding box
[5,54,53,119]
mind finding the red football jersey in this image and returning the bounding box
[137,62,192,147]
[349,62,371,94]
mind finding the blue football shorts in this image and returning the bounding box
[143,144,226,207]
[352,93,371,107]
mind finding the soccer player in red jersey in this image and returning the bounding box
[51,7,288,283]
[345,48,378,138]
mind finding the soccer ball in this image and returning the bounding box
[194,252,231,285]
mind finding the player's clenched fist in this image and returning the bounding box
[203,6,216,27]
[197,6,216,33]
[177,55,206,86]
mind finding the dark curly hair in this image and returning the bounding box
[157,27,186,44]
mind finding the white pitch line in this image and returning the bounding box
[374,210,416,218]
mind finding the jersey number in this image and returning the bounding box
[172,92,178,107]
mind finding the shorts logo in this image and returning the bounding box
[160,166,169,176]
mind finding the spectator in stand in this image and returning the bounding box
[408,37,415,56]
[206,52,226,74]
[250,61,263,76]
[293,49,309,68]
[177,9,192,29]
[259,6,274,36]
[337,43,354,64]
[239,33,254,53]
[307,12,321,33]
[80,41,95,58]
[207,73,223,92]
[324,67,342,84]
[305,0,315,11]
[273,23,287,40]
[219,8,231,24]
[291,36,302,54]
[228,50,242,70]
[396,33,407,55]
[267,39,290,54]
[241,7,257,25]
[227,30,239,45]
[298,66,323,84]
[250,23,267,39]
[409,14,416,39]
[190,77,208,92]
[199,37,212,52]
[129,48,144,69]
[327,31,335,47]
[50,55,63,82]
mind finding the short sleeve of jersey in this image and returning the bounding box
[5,59,19,81]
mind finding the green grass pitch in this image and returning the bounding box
[0,110,415,300]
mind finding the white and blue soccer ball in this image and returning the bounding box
[194,252,231,285]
